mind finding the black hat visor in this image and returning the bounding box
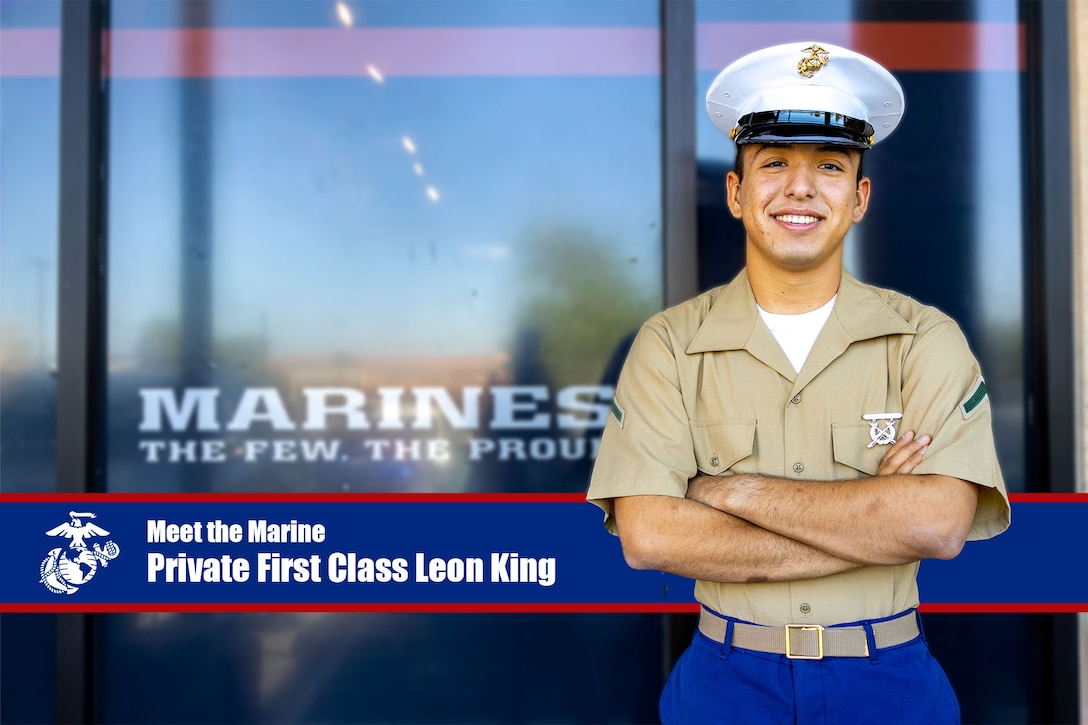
[734,110,875,149]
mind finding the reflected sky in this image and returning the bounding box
[107,72,663,358]
[92,1,664,363]
[1,1,664,366]
[1,0,1027,465]
[108,0,660,30]
[1,81,59,368]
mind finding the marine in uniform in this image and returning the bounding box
[587,42,1010,723]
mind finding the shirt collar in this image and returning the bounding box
[687,269,917,355]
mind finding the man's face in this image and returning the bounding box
[726,143,870,274]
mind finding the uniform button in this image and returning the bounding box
[710,456,720,467]
[793,462,805,474]
[799,603,811,614]
[791,394,802,404]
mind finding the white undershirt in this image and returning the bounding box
[757,295,837,373]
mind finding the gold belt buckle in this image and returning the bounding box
[784,624,824,660]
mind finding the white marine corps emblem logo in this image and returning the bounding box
[863,413,903,448]
[39,511,121,595]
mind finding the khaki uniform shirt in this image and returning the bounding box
[587,270,1010,627]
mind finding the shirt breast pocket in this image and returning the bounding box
[831,422,885,477]
[690,420,756,475]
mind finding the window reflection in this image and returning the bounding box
[101,3,664,721]
[0,1,61,492]
[1,4,62,723]
[106,1,661,495]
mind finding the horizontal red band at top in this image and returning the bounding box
[919,603,1088,614]
[0,492,591,503]
[0,492,1077,504]
[1,22,1022,79]
[1006,493,1088,503]
[1,26,658,78]
[697,22,1024,73]
[0,602,701,614]
[0,492,1074,503]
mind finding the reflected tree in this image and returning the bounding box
[514,225,659,387]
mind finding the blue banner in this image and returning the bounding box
[1,495,693,609]
[0,494,1081,611]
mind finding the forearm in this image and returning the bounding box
[690,473,979,566]
[613,494,862,583]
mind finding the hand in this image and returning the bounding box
[876,430,930,476]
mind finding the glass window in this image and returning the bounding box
[99,2,664,721]
[106,0,662,494]
[0,4,62,722]
[0,0,60,490]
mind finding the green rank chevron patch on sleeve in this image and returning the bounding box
[610,398,626,428]
[959,377,988,419]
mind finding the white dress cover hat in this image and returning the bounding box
[706,42,905,148]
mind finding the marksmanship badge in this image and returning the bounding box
[39,511,121,595]
[797,44,830,78]
[863,413,903,448]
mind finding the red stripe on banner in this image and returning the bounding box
[920,603,1088,614]
[0,492,589,503]
[0,492,1076,503]
[0,602,702,614]
[697,22,1023,73]
[1,22,1021,79]
[1008,493,1088,503]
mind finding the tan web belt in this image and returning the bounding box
[698,606,920,660]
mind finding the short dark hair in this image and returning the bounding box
[734,144,866,186]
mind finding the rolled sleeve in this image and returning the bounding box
[901,320,1011,540]
[587,319,697,534]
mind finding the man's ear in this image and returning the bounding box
[725,171,743,219]
[852,176,871,223]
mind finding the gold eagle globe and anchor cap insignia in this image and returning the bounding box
[797,44,830,78]
[705,41,905,148]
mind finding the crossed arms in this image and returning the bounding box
[613,430,980,584]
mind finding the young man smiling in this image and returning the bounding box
[587,43,1010,722]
